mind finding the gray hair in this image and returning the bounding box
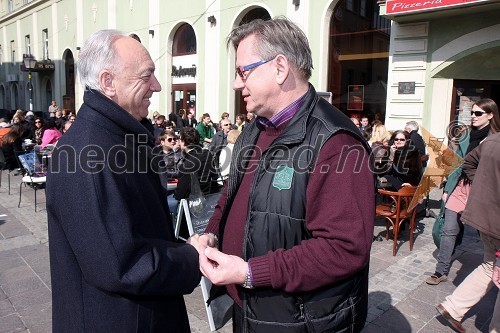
[405,121,419,131]
[77,29,127,92]
[227,17,313,81]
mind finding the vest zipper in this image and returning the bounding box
[298,298,315,332]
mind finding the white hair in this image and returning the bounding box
[77,29,127,92]
[405,121,419,132]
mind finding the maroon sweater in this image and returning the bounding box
[205,127,375,306]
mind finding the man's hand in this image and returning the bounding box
[186,234,201,253]
[200,247,247,286]
[199,233,218,249]
[493,265,500,288]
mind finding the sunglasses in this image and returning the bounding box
[235,56,276,80]
[222,123,231,126]
[471,110,487,117]
[166,138,178,142]
[394,138,406,142]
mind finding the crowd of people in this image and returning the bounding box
[0,109,74,172]
[349,116,425,191]
[348,99,500,332]
[4,16,493,333]
[150,107,250,216]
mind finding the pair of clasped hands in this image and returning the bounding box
[187,233,248,286]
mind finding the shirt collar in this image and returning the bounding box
[256,92,307,128]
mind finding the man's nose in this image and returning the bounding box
[233,75,244,91]
[151,73,162,92]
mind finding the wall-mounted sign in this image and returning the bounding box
[347,85,364,111]
[398,82,416,94]
[20,61,55,72]
[172,54,197,84]
[171,65,196,78]
[386,0,487,15]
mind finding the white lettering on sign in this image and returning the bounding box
[387,0,485,14]
[390,0,443,11]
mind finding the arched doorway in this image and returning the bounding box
[328,0,391,123]
[63,49,76,114]
[234,8,271,118]
[10,84,19,111]
[45,80,53,115]
[0,86,5,111]
[171,23,197,119]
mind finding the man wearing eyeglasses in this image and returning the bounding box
[158,130,182,214]
[210,118,232,152]
[199,18,374,332]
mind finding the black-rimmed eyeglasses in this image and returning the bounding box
[471,110,487,117]
[236,56,276,80]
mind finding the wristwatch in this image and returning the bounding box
[241,263,255,289]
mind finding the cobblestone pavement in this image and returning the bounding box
[0,171,497,332]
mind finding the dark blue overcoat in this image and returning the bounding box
[46,90,200,332]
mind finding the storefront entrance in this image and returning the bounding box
[172,84,196,117]
[451,79,500,125]
[328,0,391,122]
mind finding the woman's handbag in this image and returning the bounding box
[432,202,446,248]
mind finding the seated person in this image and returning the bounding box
[41,119,62,147]
[156,130,183,215]
[381,130,423,190]
[219,129,240,181]
[159,130,182,180]
[1,124,26,171]
[174,127,219,201]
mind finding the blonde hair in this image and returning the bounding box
[227,130,240,144]
[369,124,390,145]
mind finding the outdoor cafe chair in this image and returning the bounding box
[376,186,418,256]
[17,150,47,212]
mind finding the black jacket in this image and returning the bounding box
[174,145,219,200]
[47,90,200,333]
[384,145,423,190]
[183,117,198,128]
[209,130,227,153]
[219,85,372,332]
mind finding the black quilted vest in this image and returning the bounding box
[219,85,372,332]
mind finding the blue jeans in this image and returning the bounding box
[166,193,178,216]
[435,208,462,275]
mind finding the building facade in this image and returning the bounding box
[380,0,500,140]
[0,0,391,126]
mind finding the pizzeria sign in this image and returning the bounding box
[386,0,488,14]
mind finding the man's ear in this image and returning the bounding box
[275,54,289,85]
[99,70,116,97]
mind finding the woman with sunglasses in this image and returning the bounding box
[426,98,500,286]
[381,129,423,190]
[32,117,45,145]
